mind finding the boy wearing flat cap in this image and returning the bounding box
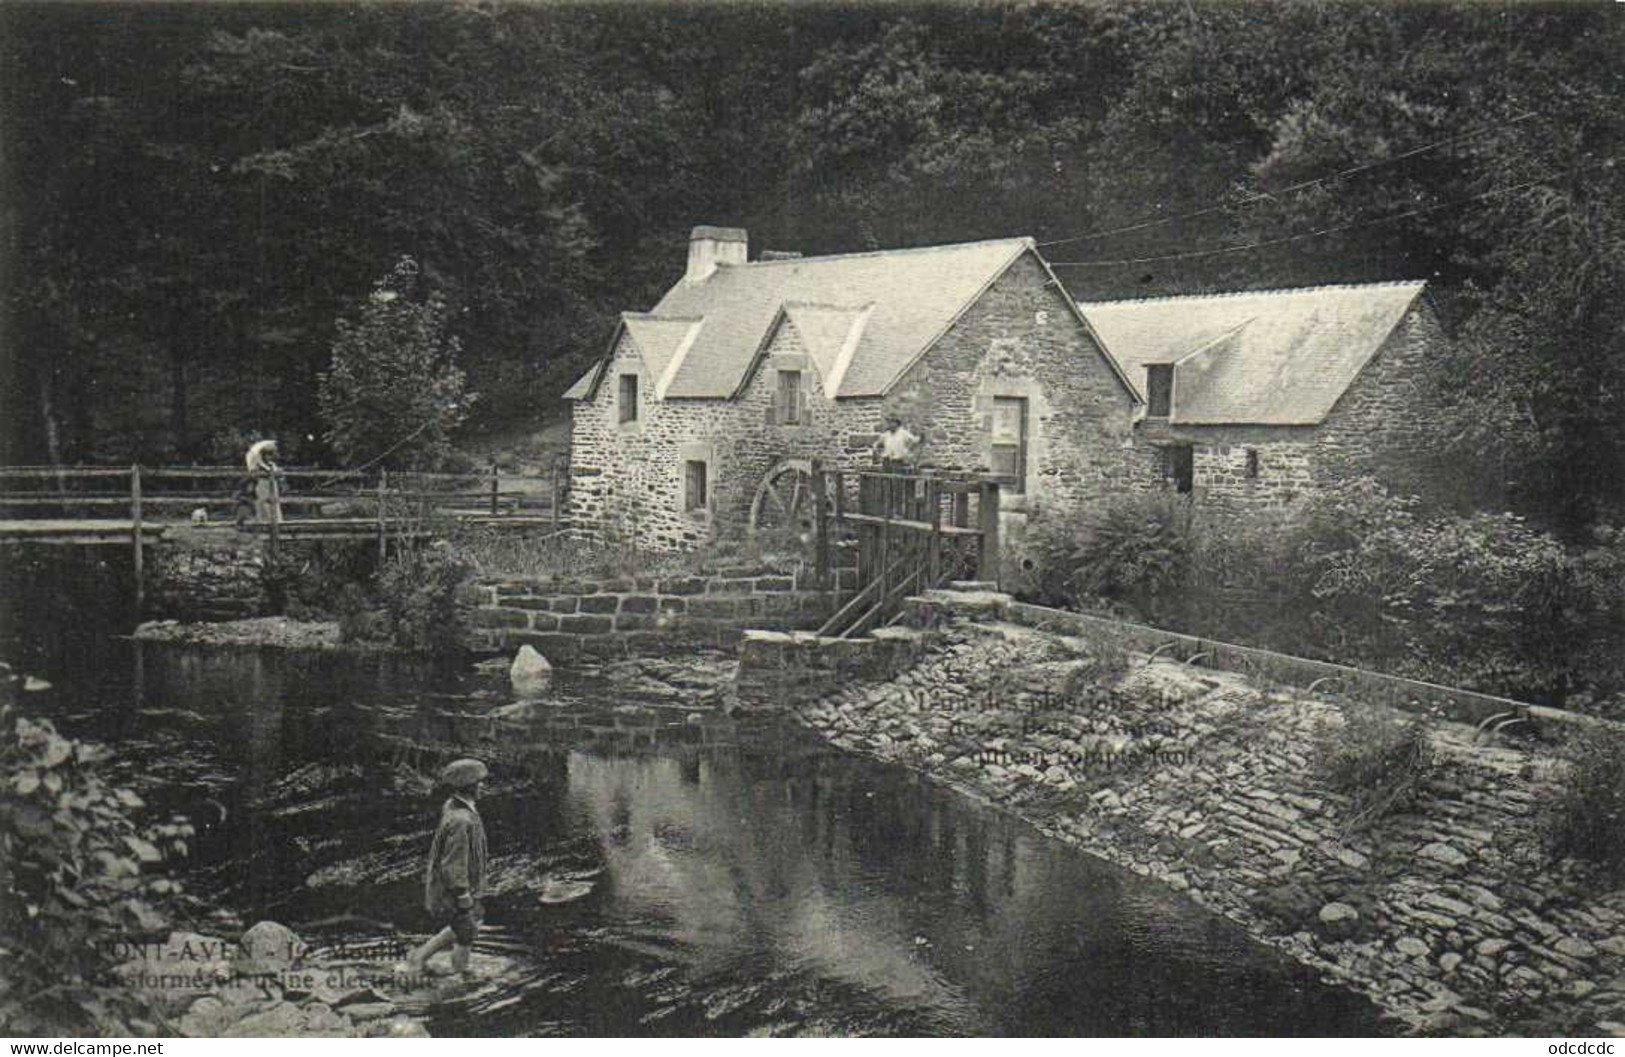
[403,757,489,978]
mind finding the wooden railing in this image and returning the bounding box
[0,462,564,526]
[0,461,568,607]
[813,466,999,638]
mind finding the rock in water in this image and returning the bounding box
[509,645,553,698]
[538,877,596,904]
[234,920,306,975]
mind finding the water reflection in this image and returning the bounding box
[24,642,1386,1037]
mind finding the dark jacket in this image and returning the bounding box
[424,795,487,915]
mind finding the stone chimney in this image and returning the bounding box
[685,225,748,283]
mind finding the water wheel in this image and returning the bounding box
[749,458,820,535]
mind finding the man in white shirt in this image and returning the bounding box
[874,415,921,473]
[244,439,282,524]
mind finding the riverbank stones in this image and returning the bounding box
[1318,902,1362,941]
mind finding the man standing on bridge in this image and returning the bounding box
[244,438,282,524]
[873,414,921,474]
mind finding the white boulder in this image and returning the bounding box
[509,645,553,697]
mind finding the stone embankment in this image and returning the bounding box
[468,564,852,661]
[791,605,1625,1037]
[146,542,267,621]
[133,617,362,650]
[116,920,429,1038]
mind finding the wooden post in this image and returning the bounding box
[857,474,871,591]
[550,459,561,533]
[977,479,1001,584]
[267,473,280,560]
[490,459,499,516]
[928,479,942,588]
[880,475,893,610]
[377,469,388,561]
[130,464,144,612]
[811,458,829,589]
[953,487,969,529]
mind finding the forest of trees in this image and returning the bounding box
[1,1,1621,533]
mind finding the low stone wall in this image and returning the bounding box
[468,566,855,662]
[735,625,934,709]
[791,608,1625,1036]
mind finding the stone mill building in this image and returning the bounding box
[564,225,1448,549]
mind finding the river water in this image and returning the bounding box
[3,562,1386,1037]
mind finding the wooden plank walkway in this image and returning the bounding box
[0,519,170,544]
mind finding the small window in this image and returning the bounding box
[684,459,708,513]
[1146,364,1173,418]
[1164,444,1193,494]
[990,396,1028,494]
[618,374,639,425]
[1245,448,1260,479]
[777,369,804,425]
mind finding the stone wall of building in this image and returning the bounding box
[568,333,752,550]
[887,252,1153,528]
[1313,300,1450,498]
[1138,422,1319,511]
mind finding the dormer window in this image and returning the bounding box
[1146,364,1173,418]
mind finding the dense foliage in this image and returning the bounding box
[3,2,1621,534]
[1021,481,1625,715]
[1538,726,1625,873]
[0,673,192,1033]
[371,543,476,653]
[1021,492,1194,624]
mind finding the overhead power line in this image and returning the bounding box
[1037,112,1537,251]
[1046,168,1578,269]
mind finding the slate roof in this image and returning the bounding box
[561,360,601,401]
[1075,281,1428,425]
[565,237,1037,400]
[782,301,872,396]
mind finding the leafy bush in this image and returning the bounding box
[260,540,376,621]
[1311,703,1435,833]
[334,582,390,644]
[373,542,476,652]
[1025,492,1194,621]
[1284,483,1623,705]
[1537,726,1625,872]
[1,670,192,1033]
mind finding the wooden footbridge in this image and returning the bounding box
[0,462,567,604]
[804,464,1002,639]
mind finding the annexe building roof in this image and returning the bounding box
[1075,280,1428,425]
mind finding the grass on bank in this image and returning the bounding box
[448,522,815,582]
